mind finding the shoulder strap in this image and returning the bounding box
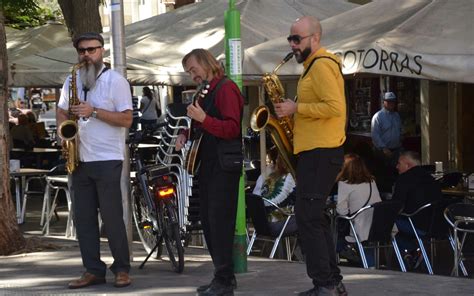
[142,96,153,114]
[203,77,243,138]
[302,56,343,78]
[348,182,372,216]
[202,78,228,113]
[82,67,109,102]
[301,56,348,132]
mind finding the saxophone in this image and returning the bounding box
[250,52,296,178]
[58,62,85,174]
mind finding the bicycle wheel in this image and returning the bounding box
[162,199,185,273]
[131,185,163,259]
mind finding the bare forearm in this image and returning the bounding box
[56,108,69,126]
[95,108,132,128]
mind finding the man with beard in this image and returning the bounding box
[57,32,133,289]
[176,48,243,296]
[274,16,347,296]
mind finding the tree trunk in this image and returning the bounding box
[58,0,102,40]
[0,10,26,255]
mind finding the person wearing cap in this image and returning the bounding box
[371,91,402,191]
[371,92,401,156]
[57,32,133,289]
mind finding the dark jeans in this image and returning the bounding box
[395,217,425,253]
[295,147,344,287]
[199,158,240,285]
[72,160,130,277]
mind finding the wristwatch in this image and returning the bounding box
[91,108,98,119]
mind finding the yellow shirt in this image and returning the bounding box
[294,47,346,154]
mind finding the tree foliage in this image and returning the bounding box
[1,0,61,29]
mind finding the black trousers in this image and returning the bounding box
[295,147,344,287]
[72,160,130,277]
[199,158,240,285]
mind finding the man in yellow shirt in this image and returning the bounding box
[275,16,347,296]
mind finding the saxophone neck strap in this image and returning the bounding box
[82,67,109,101]
[302,56,343,78]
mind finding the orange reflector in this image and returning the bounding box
[156,187,174,199]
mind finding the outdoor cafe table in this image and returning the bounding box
[11,147,61,168]
[442,186,474,203]
[10,168,50,224]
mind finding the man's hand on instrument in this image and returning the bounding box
[71,102,93,118]
[274,99,297,118]
[187,100,206,123]
[175,134,187,151]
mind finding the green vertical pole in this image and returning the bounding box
[225,0,247,273]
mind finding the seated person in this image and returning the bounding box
[10,114,35,149]
[393,151,442,269]
[26,111,48,144]
[336,153,382,266]
[251,151,297,233]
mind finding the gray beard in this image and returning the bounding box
[79,63,99,90]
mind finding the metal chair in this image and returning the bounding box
[20,175,46,223]
[398,198,456,275]
[246,194,297,260]
[41,164,74,237]
[443,203,474,276]
[337,200,406,271]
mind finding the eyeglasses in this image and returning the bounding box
[77,46,102,55]
[287,34,313,45]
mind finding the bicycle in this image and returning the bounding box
[129,128,184,273]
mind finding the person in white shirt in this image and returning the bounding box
[336,153,382,266]
[56,32,132,289]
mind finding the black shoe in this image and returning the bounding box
[403,253,415,271]
[339,247,361,265]
[297,287,336,296]
[336,282,348,296]
[197,277,237,293]
[198,281,234,296]
[297,287,317,296]
[412,250,424,270]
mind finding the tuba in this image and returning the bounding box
[250,52,296,178]
[58,62,85,174]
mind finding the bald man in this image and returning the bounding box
[275,16,347,296]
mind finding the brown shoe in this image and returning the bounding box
[68,272,106,289]
[114,271,131,288]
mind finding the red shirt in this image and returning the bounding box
[195,76,243,140]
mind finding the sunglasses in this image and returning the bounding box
[287,34,313,45]
[77,46,102,55]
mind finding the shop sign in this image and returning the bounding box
[334,48,423,76]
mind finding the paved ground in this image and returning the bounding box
[1,197,473,295]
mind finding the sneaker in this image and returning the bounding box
[336,282,348,296]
